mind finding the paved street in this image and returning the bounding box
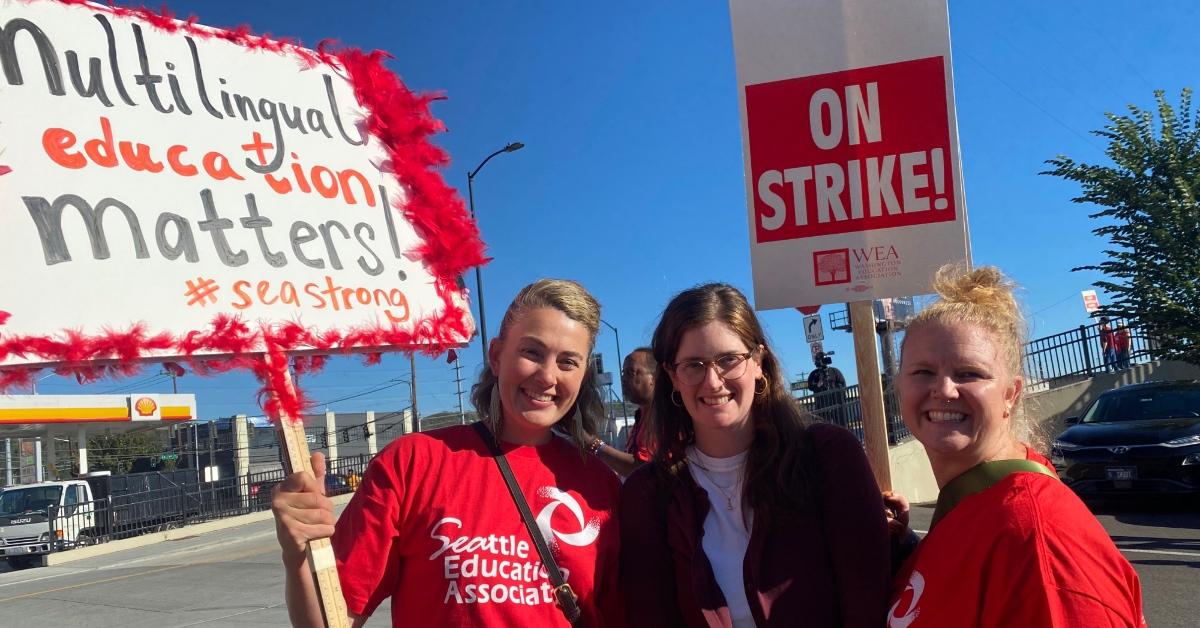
[0,500,1194,626]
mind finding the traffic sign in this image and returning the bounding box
[804,314,824,343]
[160,453,179,461]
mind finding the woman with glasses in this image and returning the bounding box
[620,283,890,627]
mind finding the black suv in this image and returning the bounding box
[1052,381,1200,496]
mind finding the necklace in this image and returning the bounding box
[689,459,742,511]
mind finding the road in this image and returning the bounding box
[0,500,1194,626]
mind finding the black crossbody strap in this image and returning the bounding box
[472,422,585,627]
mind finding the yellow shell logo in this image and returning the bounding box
[134,397,158,416]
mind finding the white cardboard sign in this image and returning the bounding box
[730,0,971,310]
[0,1,474,367]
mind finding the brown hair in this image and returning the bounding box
[649,283,814,513]
[469,279,604,451]
[902,264,1033,442]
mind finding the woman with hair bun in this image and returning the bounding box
[620,283,891,627]
[888,265,1145,627]
[272,279,626,627]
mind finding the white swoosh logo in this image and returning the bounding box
[535,487,600,548]
[888,569,924,628]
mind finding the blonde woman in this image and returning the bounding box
[273,279,625,627]
[888,265,1144,627]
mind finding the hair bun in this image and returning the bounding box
[932,263,1019,316]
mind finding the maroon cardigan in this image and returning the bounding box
[619,423,890,627]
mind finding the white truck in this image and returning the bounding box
[0,479,96,569]
[0,470,201,569]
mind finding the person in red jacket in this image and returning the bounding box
[272,279,626,627]
[621,283,891,627]
[889,265,1145,628]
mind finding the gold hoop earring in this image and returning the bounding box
[755,376,768,396]
[670,389,684,407]
[488,383,504,435]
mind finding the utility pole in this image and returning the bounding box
[453,356,466,424]
[409,353,420,433]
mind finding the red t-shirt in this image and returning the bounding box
[888,472,1145,627]
[624,415,652,463]
[331,425,626,627]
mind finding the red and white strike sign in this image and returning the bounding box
[731,0,970,311]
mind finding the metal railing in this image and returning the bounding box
[1022,320,1155,389]
[38,455,374,557]
[797,384,911,445]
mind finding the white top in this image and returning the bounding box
[687,446,754,628]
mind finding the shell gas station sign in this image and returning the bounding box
[0,394,196,426]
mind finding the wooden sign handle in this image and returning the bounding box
[267,355,353,628]
[848,299,893,492]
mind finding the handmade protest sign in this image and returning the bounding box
[0,0,481,383]
[0,2,484,624]
[731,0,970,311]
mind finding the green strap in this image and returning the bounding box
[930,459,1057,530]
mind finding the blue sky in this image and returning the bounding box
[27,0,1200,419]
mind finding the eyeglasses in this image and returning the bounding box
[667,351,755,386]
[621,368,654,379]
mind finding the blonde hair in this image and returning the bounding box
[470,279,603,450]
[903,264,1037,443]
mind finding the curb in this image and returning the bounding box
[42,493,355,566]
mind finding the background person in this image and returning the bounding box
[589,348,656,477]
[888,265,1144,628]
[1099,316,1118,371]
[621,283,890,628]
[807,350,847,424]
[1114,322,1132,369]
[272,279,626,627]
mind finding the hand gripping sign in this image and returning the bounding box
[0,2,485,624]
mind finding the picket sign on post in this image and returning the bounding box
[0,2,482,624]
[730,0,971,488]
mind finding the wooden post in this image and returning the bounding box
[267,356,352,628]
[848,300,892,491]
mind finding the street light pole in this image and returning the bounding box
[468,141,525,367]
[600,319,627,422]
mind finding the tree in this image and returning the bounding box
[86,431,167,475]
[1045,89,1200,365]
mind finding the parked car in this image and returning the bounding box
[1052,381,1200,496]
[249,472,353,508]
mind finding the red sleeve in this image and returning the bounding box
[619,466,684,628]
[981,476,1146,628]
[331,442,407,618]
[810,424,890,628]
